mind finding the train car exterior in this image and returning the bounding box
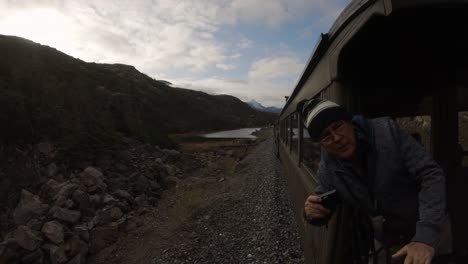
[277,0,468,263]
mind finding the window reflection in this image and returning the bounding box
[396,115,432,154]
[302,129,321,172]
[292,113,299,154]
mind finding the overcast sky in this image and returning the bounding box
[0,0,349,108]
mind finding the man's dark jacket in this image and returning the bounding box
[313,116,447,248]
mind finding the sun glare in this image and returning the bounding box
[0,8,72,50]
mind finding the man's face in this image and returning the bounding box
[319,120,356,159]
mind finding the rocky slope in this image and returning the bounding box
[0,139,204,264]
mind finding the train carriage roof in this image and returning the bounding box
[281,0,468,118]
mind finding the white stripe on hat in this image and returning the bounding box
[305,100,340,128]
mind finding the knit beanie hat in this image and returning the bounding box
[299,98,352,141]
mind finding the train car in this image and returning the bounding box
[277,0,468,263]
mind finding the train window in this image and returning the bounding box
[396,115,432,154]
[287,118,290,144]
[291,113,299,154]
[280,120,283,142]
[282,119,286,143]
[458,111,468,167]
[302,128,321,173]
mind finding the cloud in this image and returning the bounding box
[230,53,242,59]
[2,0,64,10]
[221,0,287,27]
[248,56,305,82]
[218,0,346,28]
[238,37,253,49]
[174,77,289,108]
[0,0,346,63]
[173,55,305,107]
[0,0,233,73]
[216,63,236,70]
[0,0,347,108]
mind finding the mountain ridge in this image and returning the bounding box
[0,34,277,155]
[247,100,282,114]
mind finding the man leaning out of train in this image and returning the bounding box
[300,98,452,264]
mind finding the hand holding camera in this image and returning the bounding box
[304,189,337,220]
[318,189,338,210]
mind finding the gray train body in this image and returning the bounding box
[277,0,468,263]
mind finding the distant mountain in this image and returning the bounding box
[247,100,282,114]
[0,35,277,156]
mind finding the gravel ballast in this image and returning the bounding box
[152,136,305,263]
[89,133,305,264]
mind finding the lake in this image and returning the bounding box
[203,128,261,139]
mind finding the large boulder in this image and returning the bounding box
[115,200,131,213]
[51,207,81,224]
[55,183,79,201]
[134,195,149,208]
[26,218,44,231]
[164,164,178,176]
[87,182,107,194]
[54,183,79,207]
[89,194,102,207]
[42,243,68,264]
[102,194,118,206]
[40,179,63,202]
[113,189,133,202]
[41,221,64,244]
[93,206,123,226]
[80,167,103,187]
[80,167,107,194]
[64,235,88,259]
[71,190,90,210]
[14,225,43,251]
[13,190,49,225]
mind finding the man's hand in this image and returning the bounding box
[304,195,330,220]
[391,242,435,264]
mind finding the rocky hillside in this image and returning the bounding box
[0,34,276,153]
[0,33,275,204]
[0,34,277,263]
[0,138,204,264]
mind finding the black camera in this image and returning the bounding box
[319,189,338,210]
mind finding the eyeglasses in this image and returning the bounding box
[319,120,346,145]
